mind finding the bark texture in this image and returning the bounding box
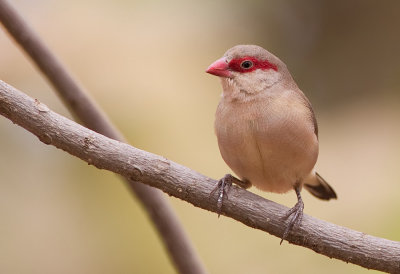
[0,1,206,273]
[1,80,399,273]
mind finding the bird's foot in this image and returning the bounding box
[210,174,250,217]
[210,174,234,217]
[280,188,304,244]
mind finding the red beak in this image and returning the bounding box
[206,57,231,78]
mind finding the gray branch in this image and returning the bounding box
[1,81,399,273]
[0,0,206,273]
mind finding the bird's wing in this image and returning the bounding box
[297,91,318,139]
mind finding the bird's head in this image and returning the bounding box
[206,45,290,95]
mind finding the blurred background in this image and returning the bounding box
[1,0,399,273]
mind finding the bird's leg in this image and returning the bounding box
[210,174,251,217]
[280,185,304,244]
[210,174,233,217]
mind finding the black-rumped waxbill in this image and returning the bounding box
[206,45,337,243]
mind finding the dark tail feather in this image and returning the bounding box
[304,173,337,200]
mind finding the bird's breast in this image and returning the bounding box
[215,94,318,193]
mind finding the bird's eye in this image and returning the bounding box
[240,60,253,69]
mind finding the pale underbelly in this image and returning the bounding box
[217,123,318,193]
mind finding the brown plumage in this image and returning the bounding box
[206,45,336,242]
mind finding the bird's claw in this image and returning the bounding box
[280,188,304,244]
[210,174,234,217]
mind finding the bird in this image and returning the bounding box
[206,45,337,243]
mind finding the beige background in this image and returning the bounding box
[0,1,399,273]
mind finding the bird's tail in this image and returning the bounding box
[304,172,337,200]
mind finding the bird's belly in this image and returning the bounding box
[216,115,318,193]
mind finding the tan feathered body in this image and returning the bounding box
[208,45,336,242]
[214,45,321,194]
[215,77,319,193]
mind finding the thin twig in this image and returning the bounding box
[1,81,400,273]
[0,1,206,273]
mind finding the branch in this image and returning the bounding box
[1,83,400,273]
[0,1,206,273]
